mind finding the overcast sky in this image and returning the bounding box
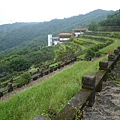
[0,0,119,25]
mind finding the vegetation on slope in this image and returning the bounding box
[0,56,107,120]
[0,9,114,53]
[84,32,120,54]
[87,10,120,31]
[99,10,120,26]
[0,42,81,81]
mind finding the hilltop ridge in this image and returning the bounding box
[0,9,114,53]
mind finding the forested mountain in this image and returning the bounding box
[88,10,120,31]
[0,22,35,33]
[99,10,120,26]
[0,9,114,53]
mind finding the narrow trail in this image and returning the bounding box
[82,61,120,120]
[0,63,74,102]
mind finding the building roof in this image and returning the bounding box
[59,33,72,36]
[73,28,87,31]
[58,33,73,37]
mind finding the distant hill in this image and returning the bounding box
[0,9,114,53]
[98,10,120,31]
[100,10,120,26]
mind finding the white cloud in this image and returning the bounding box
[0,0,119,25]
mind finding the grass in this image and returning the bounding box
[78,37,103,45]
[81,35,120,54]
[0,56,107,120]
[99,37,120,54]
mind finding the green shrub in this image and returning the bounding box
[16,72,31,86]
[91,46,98,51]
[86,49,95,58]
[95,52,101,57]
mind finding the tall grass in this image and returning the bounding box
[0,57,106,120]
[99,37,120,54]
[78,38,103,45]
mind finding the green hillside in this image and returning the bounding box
[87,10,120,31]
[99,10,120,26]
[0,9,114,53]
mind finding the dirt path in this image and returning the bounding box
[0,63,74,102]
[82,61,120,120]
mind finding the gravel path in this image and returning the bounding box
[82,61,120,120]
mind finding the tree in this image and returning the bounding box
[99,10,120,27]
[9,56,31,72]
[0,54,4,60]
[16,72,31,86]
[55,45,75,62]
[88,21,99,31]
[86,49,95,58]
[0,61,9,73]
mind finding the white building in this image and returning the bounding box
[48,32,76,46]
[48,34,53,46]
[48,34,59,46]
[52,37,59,45]
[58,33,75,43]
[73,28,87,37]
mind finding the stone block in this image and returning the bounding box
[82,75,96,90]
[99,61,108,70]
[32,75,38,80]
[57,64,61,69]
[108,54,115,61]
[8,83,13,92]
[82,75,96,107]
[114,49,119,55]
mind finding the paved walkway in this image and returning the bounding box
[82,60,120,120]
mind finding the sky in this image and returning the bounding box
[0,0,119,25]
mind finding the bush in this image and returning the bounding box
[16,72,31,86]
[86,49,95,58]
[91,46,98,52]
[73,38,84,45]
[95,52,101,57]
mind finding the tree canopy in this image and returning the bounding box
[99,10,120,26]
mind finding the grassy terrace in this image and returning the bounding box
[83,35,120,54]
[78,37,103,45]
[80,35,120,55]
[0,56,107,120]
[99,37,120,54]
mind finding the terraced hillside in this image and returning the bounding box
[0,32,120,120]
